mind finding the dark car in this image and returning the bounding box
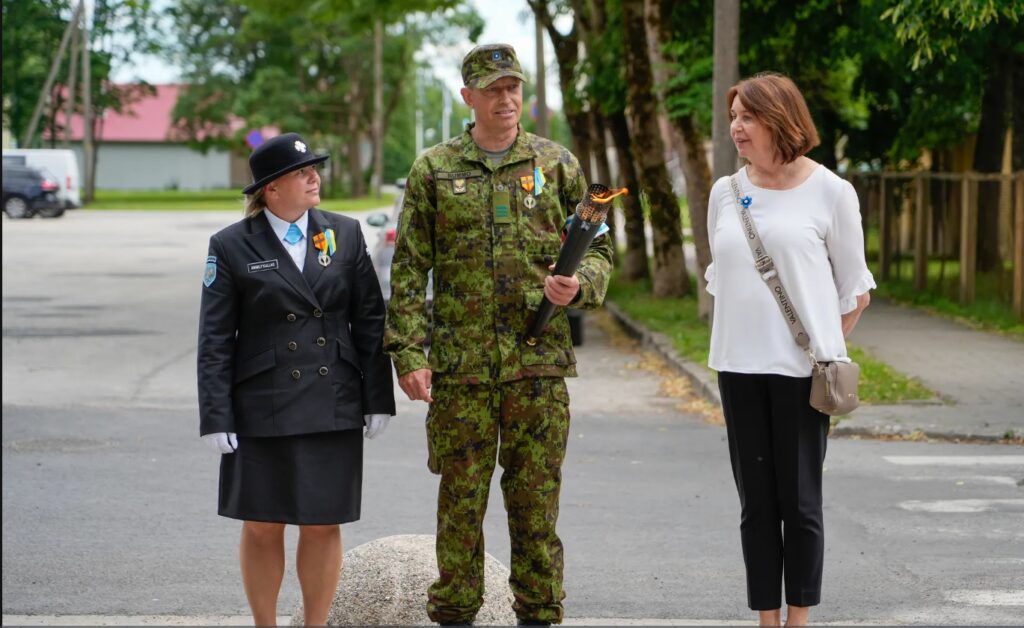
[366,180,585,346]
[2,164,65,219]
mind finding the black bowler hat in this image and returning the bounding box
[243,132,329,195]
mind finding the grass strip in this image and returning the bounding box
[85,189,395,213]
[606,274,934,405]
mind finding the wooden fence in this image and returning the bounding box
[847,171,1024,317]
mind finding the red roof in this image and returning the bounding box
[55,84,273,143]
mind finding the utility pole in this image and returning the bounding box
[21,1,85,147]
[534,16,549,138]
[712,0,739,181]
[63,20,80,148]
[81,2,95,203]
[372,18,384,198]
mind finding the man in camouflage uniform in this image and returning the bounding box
[384,44,613,625]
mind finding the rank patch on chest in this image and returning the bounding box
[247,259,279,273]
[453,178,467,194]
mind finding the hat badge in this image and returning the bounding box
[491,51,501,60]
[294,140,307,153]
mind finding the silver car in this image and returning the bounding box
[366,179,433,305]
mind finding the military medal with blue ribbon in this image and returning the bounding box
[520,174,536,209]
[521,166,546,210]
[313,228,336,266]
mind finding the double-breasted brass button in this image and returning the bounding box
[316,337,326,346]
[288,341,298,351]
[286,313,297,322]
[291,369,301,380]
[318,366,329,376]
[313,308,323,318]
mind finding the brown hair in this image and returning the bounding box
[727,72,820,164]
[243,186,267,218]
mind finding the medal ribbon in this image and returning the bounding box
[313,229,336,256]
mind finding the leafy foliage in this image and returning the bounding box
[165,0,482,195]
[2,0,159,147]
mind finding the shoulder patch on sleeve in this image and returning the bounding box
[203,255,217,287]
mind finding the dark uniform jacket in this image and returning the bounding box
[198,208,395,437]
[385,125,613,385]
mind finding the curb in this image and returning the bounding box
[604,301,720,405]
[829,420,1017,444]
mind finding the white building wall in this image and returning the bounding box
[72,143,231,190]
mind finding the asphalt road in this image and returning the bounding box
[2,210,1022,624]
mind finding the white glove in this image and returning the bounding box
[363,414,390,440]
[203,432,238,454]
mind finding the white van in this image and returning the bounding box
[1,149,82,208]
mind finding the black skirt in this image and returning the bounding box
[218,429,363,525]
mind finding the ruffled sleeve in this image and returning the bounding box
[704,177,727,296]
[827,180,876,314]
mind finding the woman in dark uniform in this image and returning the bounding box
[197,132,395,626]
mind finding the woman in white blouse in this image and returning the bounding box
[705,72,874,626]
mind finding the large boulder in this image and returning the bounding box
[290,534,516,626]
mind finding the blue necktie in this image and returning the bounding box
[283,223,303,245]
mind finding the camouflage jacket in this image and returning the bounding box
[385,125,613,384]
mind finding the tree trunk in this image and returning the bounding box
[816,108,839,171]
[623,0,690,297]
[712,0,739,181]
[347,131,365,198]
[528,0,593,181]
[974,49,1011,272]
[1013,47,1023,172]
[651,0,714,316]
[565,111,594,182]
[534,16,549,138]
[344,73,366,197]
[609,111,649,280]
[676,116,714,314]
[590,109,615,236]
[371,19,383,198]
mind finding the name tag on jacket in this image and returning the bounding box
[247,259,279,273]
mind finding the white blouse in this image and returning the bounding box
[705,165,876,377]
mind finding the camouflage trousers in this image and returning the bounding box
[425,376,571,625]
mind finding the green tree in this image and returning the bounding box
[2,0,71,144]
[166,0,481,197]
[3,0,157,147]
[880,0,1023,271]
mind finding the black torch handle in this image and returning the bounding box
[524,219,603,345]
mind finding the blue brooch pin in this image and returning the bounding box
[492,52,501,60]
[740,195,753,208]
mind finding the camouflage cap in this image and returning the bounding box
[461,44,526,89]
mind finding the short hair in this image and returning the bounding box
[243,186,267,218]
[727,72,820,164]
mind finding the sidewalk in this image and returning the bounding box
[607,298,1024,442]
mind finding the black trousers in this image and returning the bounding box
[718,371,830,610]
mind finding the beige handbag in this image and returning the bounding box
[728,175,860,416]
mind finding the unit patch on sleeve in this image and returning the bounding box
[203,256,218,287]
